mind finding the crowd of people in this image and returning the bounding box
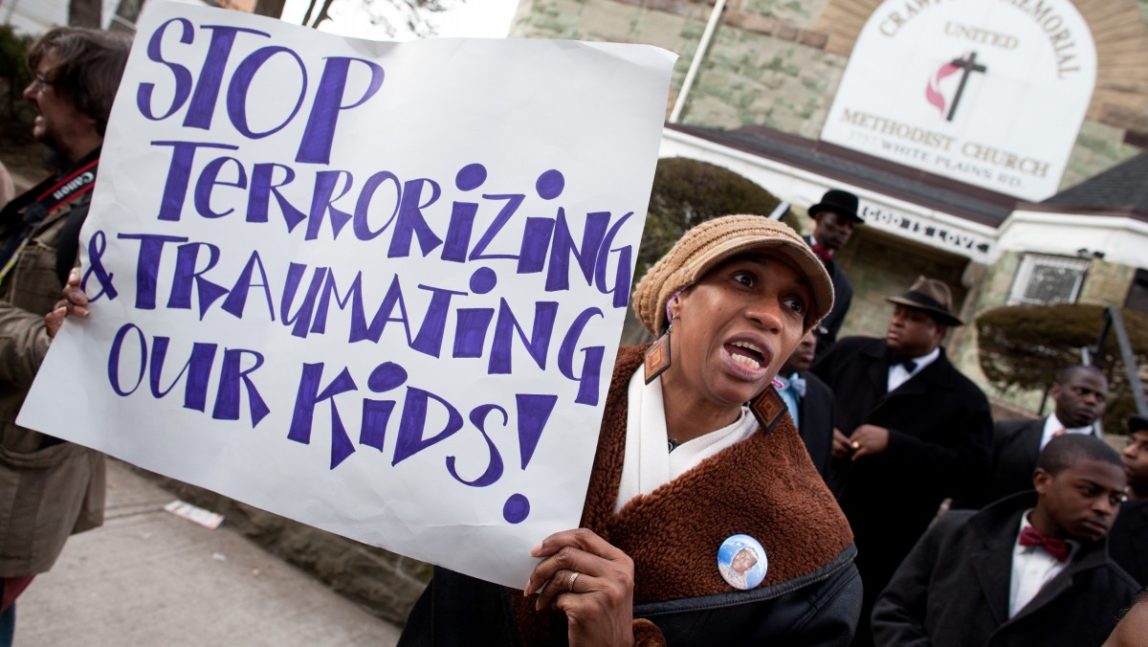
[0,25,1145,647]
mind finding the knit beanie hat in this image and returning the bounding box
[631,215,834,335]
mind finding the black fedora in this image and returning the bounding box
[885,276,964,327]
[809,189,863,224]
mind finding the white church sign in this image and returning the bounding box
[821,0,1096,201]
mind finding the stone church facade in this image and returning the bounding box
[510,0,1148,416]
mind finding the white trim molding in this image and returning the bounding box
[996,210,1148,267]
[659,128,998,262]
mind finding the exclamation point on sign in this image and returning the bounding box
[502,394,558,523]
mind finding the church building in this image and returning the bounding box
[510,0,1148,415]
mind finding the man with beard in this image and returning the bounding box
[976,365,1108,507]
[811,275,993,647]
[873,435,1138,647]
[1108,414,1148,586]
[0,27,130,643]
[777,329,836,479]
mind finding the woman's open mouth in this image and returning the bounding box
[723,340,772,378]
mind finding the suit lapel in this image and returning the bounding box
[1024,419,1044,464]
[881,348,952,402]
[971,524,1014,626]
[1007,543,1107,626]
[1008,570,1071,625]
[862,344,889,400]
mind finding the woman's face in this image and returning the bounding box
[732,547,758,574]
[666,253,810,409]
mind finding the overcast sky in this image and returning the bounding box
[279,0,519,40]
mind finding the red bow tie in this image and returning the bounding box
[1019,526,1070,562]
[810,243,833,264]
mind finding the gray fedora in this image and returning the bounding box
[886,276,964,326]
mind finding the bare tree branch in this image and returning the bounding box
[311,0,337,29]
[299,0,464,36]
[302,0,321,26]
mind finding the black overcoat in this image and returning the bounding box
[982,417,1044,506]
[811,337,993,599]
[803,235,852,358]
[873,494,1140,647]
[796,370,835,479]
[1109,498,1148,587]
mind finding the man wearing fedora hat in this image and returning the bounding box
[812,275,993,646]
[1108,414,1148,586]
[806,189,864,359]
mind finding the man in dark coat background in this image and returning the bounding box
[811,275,993,647]
[804,188,862,359]
[976,365,1108,507]
[1109,413,1148,586]
[873,435,1138,647]
[777,329,835,479]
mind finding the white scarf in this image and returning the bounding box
[614,368,758,512]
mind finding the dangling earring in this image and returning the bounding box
[644,320,672,384]
[750,384,787,434]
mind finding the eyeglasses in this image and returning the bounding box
[29,73,54,93]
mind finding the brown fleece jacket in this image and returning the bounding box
[515,345,854,643]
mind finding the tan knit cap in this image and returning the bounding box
[631,215,835,335]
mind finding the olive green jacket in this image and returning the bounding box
[0,191,104,577]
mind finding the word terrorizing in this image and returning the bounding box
[77,16,645,524]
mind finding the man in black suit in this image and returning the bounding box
[873,435,1138,647]
[979,365,1108,506]
[1109,414,1148,586]
[811,275,993,647]
[777,330,835,479]
[804,189,863,359]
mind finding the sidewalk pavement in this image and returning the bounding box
[15,459,403,646]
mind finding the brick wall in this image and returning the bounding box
[1080,259,1137,305]
[833,226,968,340]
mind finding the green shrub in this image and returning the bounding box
[976,303,1148,433]
[637,157,798,280]
[0,25,35,142]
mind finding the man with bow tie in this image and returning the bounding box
[873,434,1138,646]
[811,275,993,647]
[777,329,835,479]
[804,188,863,359]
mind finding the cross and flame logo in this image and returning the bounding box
[924,51,987,122]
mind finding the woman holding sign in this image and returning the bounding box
[395,215,861,645]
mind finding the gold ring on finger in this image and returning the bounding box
[850,441,861,450]
[567,571,580,592]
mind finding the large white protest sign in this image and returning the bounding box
[19,1,674,588]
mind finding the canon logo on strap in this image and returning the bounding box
[51,171,96,202]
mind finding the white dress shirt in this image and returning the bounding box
[1038,413,1095,450]
[886,347,941,392]
[1008,511,1077,618]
